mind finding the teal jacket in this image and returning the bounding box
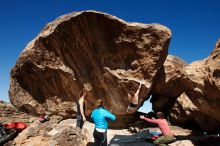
[91,107,116,130]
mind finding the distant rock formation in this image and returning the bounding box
[9,11,171,118]
[0,102,35,124]
[6,118,87,146]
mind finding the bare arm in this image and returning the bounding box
[79,97,86,121]
[135,84,142,96]
[129,83,142,106]
[140,115,158,124]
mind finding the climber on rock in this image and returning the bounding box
[127,83,142,114]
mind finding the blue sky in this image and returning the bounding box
[0,1,220,112]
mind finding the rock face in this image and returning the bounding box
[149,41,220,131]
[170,92,220,131]
[182,39,220,123]
[161,41,220,131]
[150,55,188,114]
[9,11,171,117]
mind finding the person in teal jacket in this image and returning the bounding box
[91,99,116,146]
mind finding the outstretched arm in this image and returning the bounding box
[135,84,142,97]
[105,110,116,121]
[140,115,158,124]
[131,84,142,105]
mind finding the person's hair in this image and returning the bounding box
[96,99,104,107]
[157,112,164,119]
[79,91,88,98]
[79,93,84,97]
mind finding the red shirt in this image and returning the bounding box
[143,117,173,136]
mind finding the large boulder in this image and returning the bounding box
[170,92,220,131]
[182,39,220,122]
[150,41,220,131]
[9,11,171,117]
[150,55,188,114]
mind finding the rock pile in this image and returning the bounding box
[5,118,87,146]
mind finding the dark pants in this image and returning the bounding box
[76,115,84,129]
[93,129,107,146]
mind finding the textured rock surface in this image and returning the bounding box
[150,40,220,131]
[150,55,188,114]
[8,9,220,132]
[6,118,87,146]
[171,92,220,131]
[0,101,36,124]
[182,39,220,122]
[9,11,171,117]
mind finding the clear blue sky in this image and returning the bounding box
[1,1,220,107]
